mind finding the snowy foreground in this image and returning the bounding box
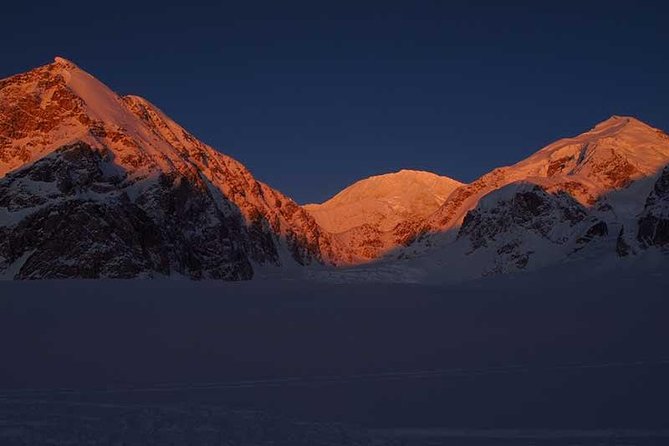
[0,260,668,445]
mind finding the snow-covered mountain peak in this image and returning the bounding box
[581,115,662,140]
[471,116,669,204]
[592,114,632,128]
[553,116,663,172]
[533,115,659,155]
[394,168,446,177]
[2,58,667,281]
[123,94,152,106]
[0,59,350,278]
[309,169,462,206]
[0,58,177,177]
[300,169,463,261]
[409,115,668,252]
[304,169,462,234]
[52,56,79,70]
[589,114,647,131]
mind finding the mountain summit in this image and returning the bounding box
[305,169,462,233]
[0,58,346,279]
[419,114,669,234]
[381,115,669,281]
[302,169,462,261]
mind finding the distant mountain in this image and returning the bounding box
[421,116,669,233]
[384,116,669,281]
[304,170,462,261]
[0,57,348,279]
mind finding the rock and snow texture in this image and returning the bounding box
[304,170,462,261]
[421,116,669,235]
[0,58,668,281]
[637,164,669,248]
[443,182,622,279]
[0,58,345,279]
[315,116,669,283]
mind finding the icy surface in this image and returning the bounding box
[0,259,668,444]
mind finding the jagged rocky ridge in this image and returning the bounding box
[0,57,347,279]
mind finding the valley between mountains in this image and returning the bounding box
[1,57,668,281]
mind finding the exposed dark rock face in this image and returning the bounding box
[458,185,587,250]
[617,227,632,257]
[0,143,254,279]
[638,217,669,248]
[638,165,669,248]
[456,184,592,275]
[574,221,608,250]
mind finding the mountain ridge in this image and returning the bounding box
[1,57,667,280]
[0,57,350,279]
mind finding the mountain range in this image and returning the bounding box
[1,58,667,280]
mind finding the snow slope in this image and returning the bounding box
[304,169,462,233]
[425,116,669,234]
[303,170,462,262]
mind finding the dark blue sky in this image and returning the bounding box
[2,1,667,203]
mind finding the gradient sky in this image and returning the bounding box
[2,0,667,203]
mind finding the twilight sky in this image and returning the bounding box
[2,0,667,203]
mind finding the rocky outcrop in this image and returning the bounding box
[637,165,669,248]
[0,142,255,278]
[616,227,632,257]
[574,221,609,250]
[455,184,593,275]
